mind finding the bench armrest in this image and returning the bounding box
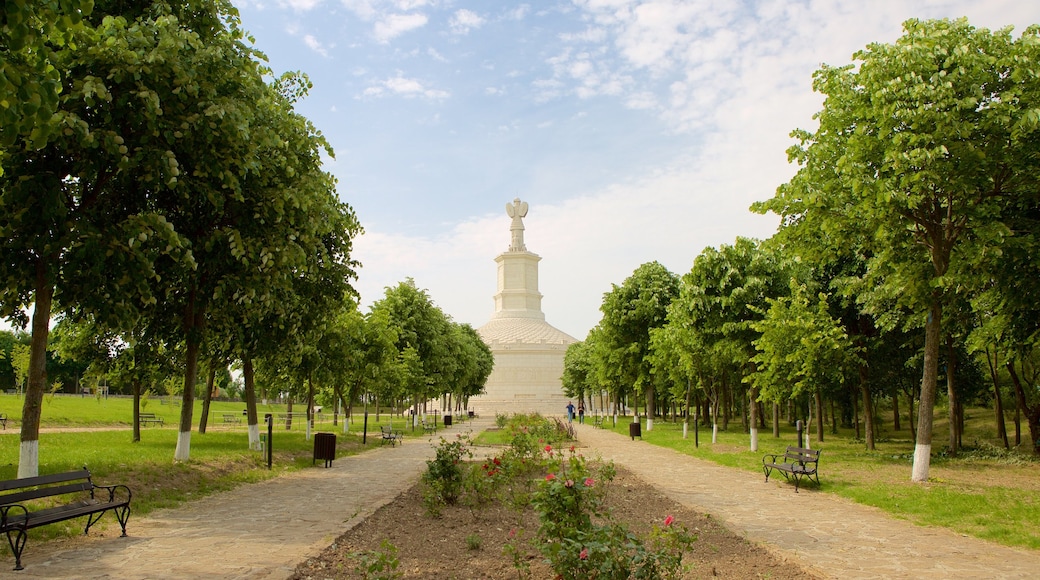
[762,453,781,465]
[94,483,133,505]
[0,504,29,529]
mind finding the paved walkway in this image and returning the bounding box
[7,418,1040,579]
[573,422,1040,579]
[12,420,490,579]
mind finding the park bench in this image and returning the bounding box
[762,446,821,492]
[0,467,131,570]
[222,413,242,425]
[0,413,7,429]
[420,417,437,434]
[380,425,403,447]
[138,412,163,427]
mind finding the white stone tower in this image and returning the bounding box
[471,199,577,416]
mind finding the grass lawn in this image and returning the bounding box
[0,394,418,553]
[578,408,1040,550]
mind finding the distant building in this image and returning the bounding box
[471,199,577,416]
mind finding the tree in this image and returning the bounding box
[670,239,789,448]
[598,261,679,431]
[0,0,95,154]
[750,280,859,446]
[758,18,1040,480]
[371,279,455,418]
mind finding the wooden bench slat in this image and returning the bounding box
[0,469,91,492]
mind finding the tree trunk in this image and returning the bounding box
[892,384,901,431]
[860,363,874,450]
[174,296,204,462]
[199,365,216,434]
[907,386,917,440]
[306,376,314,440]
[748,385,759,451]
[18,263,54,478]
[946,340,959,455]
[132,343,142,443]
[645,385,655,431]
[132,375,142,443]
[830,399,838,435]
[772,403,780,438]
[286,397,294,430]
[243,357,261,450]
[987,348,1009,448]
[721,377,730,431]
[815,390,825,443]
[1007,360,1040,455]
[911,300,941,482]
[853,387,860,440]
[1015,405,1022,446]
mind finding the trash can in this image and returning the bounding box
[443,414,453,427]
[629,421,641,440]
[313,432,336,467]
[468,410,474,418]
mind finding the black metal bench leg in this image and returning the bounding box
[6,529,27,571]
[85,509,108,534]
[114,505,131,537]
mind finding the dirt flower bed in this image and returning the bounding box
[291,465,817,579]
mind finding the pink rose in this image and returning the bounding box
[664,515,674,527]
[565,479,574,488]
[579,548,588,560]
[584,477,594,487]
[545,473,556,481]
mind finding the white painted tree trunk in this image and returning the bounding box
[750,427,758,452]
[712,423,718,444]
[912,444,931,481]
[248,423,261,450]
[682,422,688,439]
[174,430,191,461]
[646,417,653,431]
[306,419,312,441]
[18,440,38,479]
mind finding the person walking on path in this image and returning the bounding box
[577,401,585,424]
[565,401,575,422]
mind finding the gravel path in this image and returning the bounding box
[7,418,1039,579]
[573,422,1040,579]
[10,421,489,579]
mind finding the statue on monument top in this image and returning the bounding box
[506,197,529,252]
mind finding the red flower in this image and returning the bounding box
[569,445,575,452]
[544,444,552,453]
[579,548,589,560]
[545,473,556,481]
[664,515,674,527]
[493,457,502,466]
[584,477,595,487]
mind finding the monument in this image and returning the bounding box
[471,199,577,416]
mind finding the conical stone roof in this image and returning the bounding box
[477,317,576,346]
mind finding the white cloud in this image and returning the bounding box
[362,73,450,99]
[373,12,428,43]
[427,47,448,62]
[303,34,330,57]
[504,4,530,21]
[449,9,485,35]
[280,0,323,10]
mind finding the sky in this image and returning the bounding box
[231,0,1040,340]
